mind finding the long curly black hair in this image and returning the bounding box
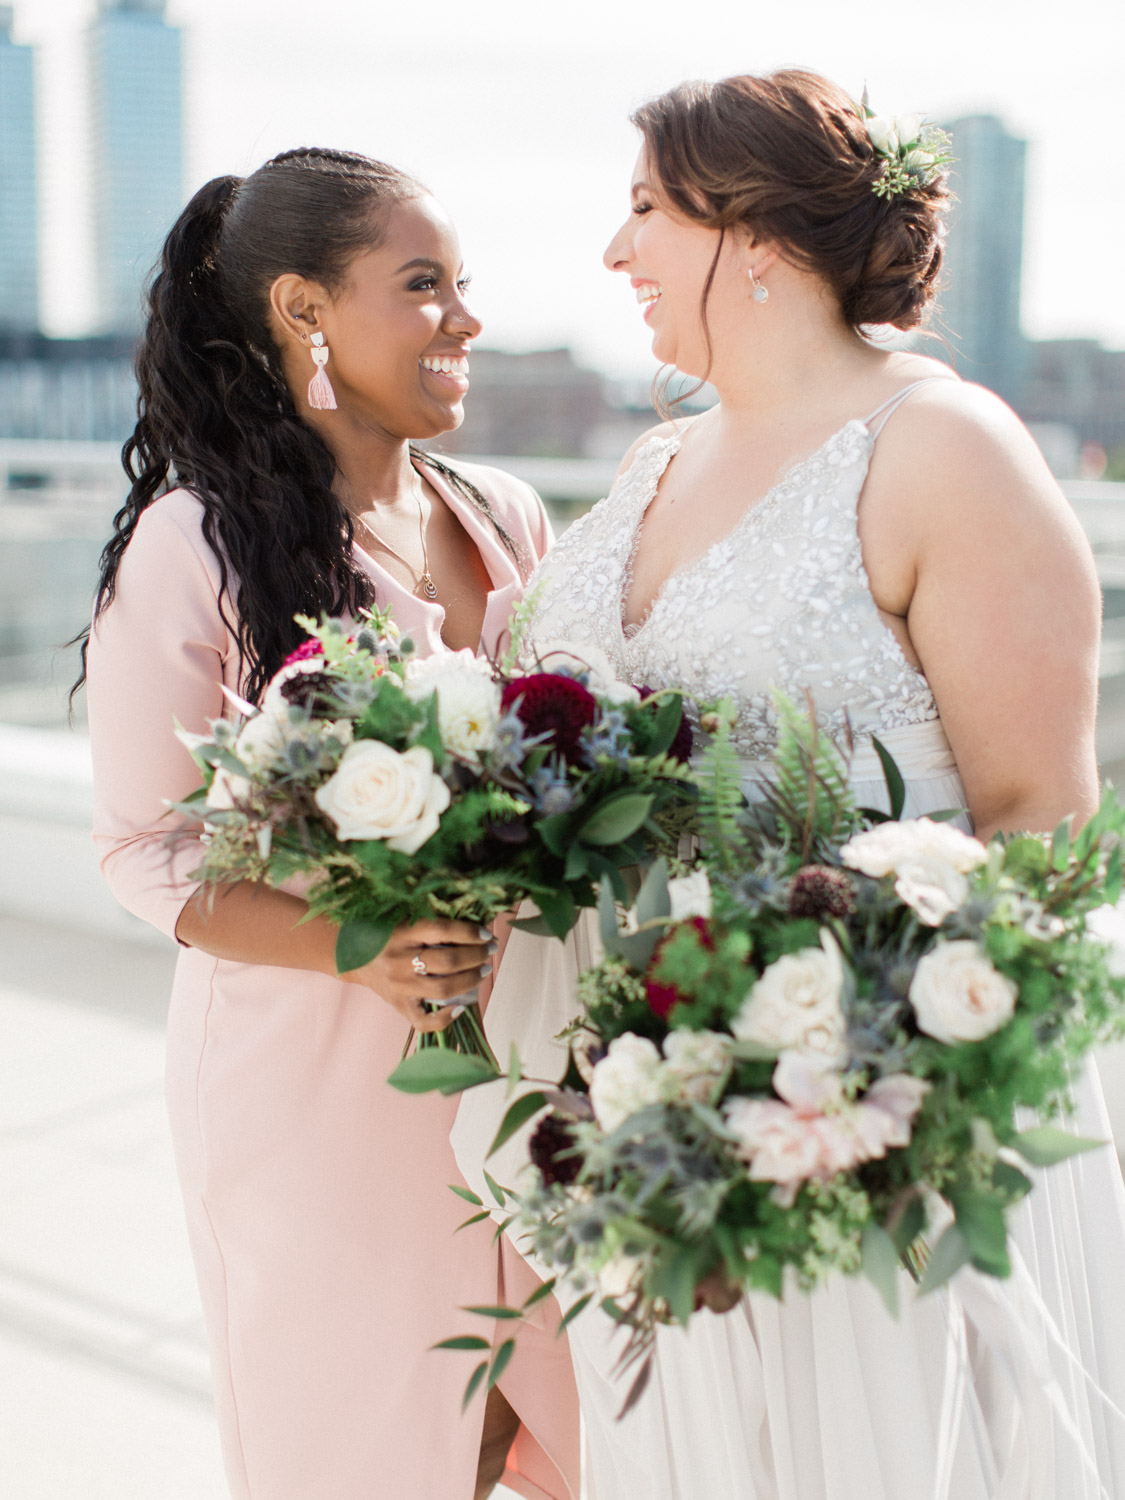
[74,147,520,705]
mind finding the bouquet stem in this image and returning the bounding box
[412,999,499,1070]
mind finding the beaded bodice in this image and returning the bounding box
[523,418,940,760]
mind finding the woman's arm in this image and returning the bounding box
[862,383,1102,840]
[87,495,488,1030]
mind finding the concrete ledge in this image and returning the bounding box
[0,724,169,948]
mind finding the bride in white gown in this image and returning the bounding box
[454,70,1125,1498]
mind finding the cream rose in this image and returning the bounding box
[589,1034,672,1132]
[893,854,969,927]
[404,651,502,767]
[731,930,848,1065]
[663,1029,729,1103]
[840,818,987,879]
[908,940,1017,1045]
[314,741,450,852]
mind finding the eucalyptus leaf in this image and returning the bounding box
[861,1222,901,1318]
[388,1049,501,1095]
[336,916,396,974]
[536,886,578,940]
[488,1091,549,1157]
[488,1337,517,1389]
[462,1360,489,1410]
[556,1291,594,1333]
[1051,816,1073,873]
[1012,1125,1106,1167]
[579,792,655,847]
[634,857,672,928]
[917,1224,972,1296]
[644,693,686,758]
[432,1335,491,1352]
[949,1189,1009,1276]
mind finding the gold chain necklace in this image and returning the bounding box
[355,480,438,600]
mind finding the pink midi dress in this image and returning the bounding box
[85,459,581,1500]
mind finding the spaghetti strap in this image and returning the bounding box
[862,375,955,435]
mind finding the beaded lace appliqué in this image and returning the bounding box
[523,423,939,759]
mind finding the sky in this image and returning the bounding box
[16,0,1125,377]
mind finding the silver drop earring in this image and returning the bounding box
[749,270,769,304]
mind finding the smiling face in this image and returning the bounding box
[603,149,756,379]
[273,192,482,440]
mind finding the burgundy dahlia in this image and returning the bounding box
[529,1113,583,1188]
[501,673,598,761]
[788,865,856,921]
[645,917,715,1019]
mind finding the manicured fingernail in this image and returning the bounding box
[486,940,499,955]
[477,926,492,941]
[448,1005,465,1020]
[478,964,492,978]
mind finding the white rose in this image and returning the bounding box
[530,639,640,706]
[894,854,969,926]
[1085,904,1125,978]
[668,870,713,923]
[841,818,987,878]
[234,709,290,773]
[908,940,1017,1045]
[404,651,502,767]
[731,930,848,1065]
[663,1029,729,1103]
[589,1034,671,1132]
[314,741,451,852]
[865,115,899,154]
[893,113,924,147]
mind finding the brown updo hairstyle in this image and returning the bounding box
[632,69,949,351]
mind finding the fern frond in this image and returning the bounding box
[759,692,859,862]
[694,700,749,872]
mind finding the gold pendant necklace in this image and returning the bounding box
[357,480,437,600]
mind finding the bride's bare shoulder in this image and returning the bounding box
[871,376,1080,540]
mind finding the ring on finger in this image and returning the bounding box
[411,953,428,976]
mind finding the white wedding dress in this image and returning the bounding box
[453,382,1125,1499]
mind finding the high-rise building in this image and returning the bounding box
[88,0,183,334]
[0,7,39,332]
[937,114,1028,404]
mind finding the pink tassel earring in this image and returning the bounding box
[307,332,337,410]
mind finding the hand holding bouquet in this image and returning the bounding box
[173,609,693,1067]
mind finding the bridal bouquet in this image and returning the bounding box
[173,608,693,1065]
[484,702,1125,1404]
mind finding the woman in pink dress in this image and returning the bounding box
[79,148,579,1500]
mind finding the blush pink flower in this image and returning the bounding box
[724,1052,929,1205]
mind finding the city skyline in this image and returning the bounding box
[88,0,182,332]
[0,6,38,331]
[7,0,1125,376]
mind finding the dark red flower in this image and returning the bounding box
[788,865,856,921]
[644,917,714,1018]
[529,1113,583,1187]
[501,673,598,761]
[283,639,325,668]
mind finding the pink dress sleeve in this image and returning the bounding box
[86,493,235,941]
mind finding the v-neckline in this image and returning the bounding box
[350,457,516,652]
[619,418,873,643]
